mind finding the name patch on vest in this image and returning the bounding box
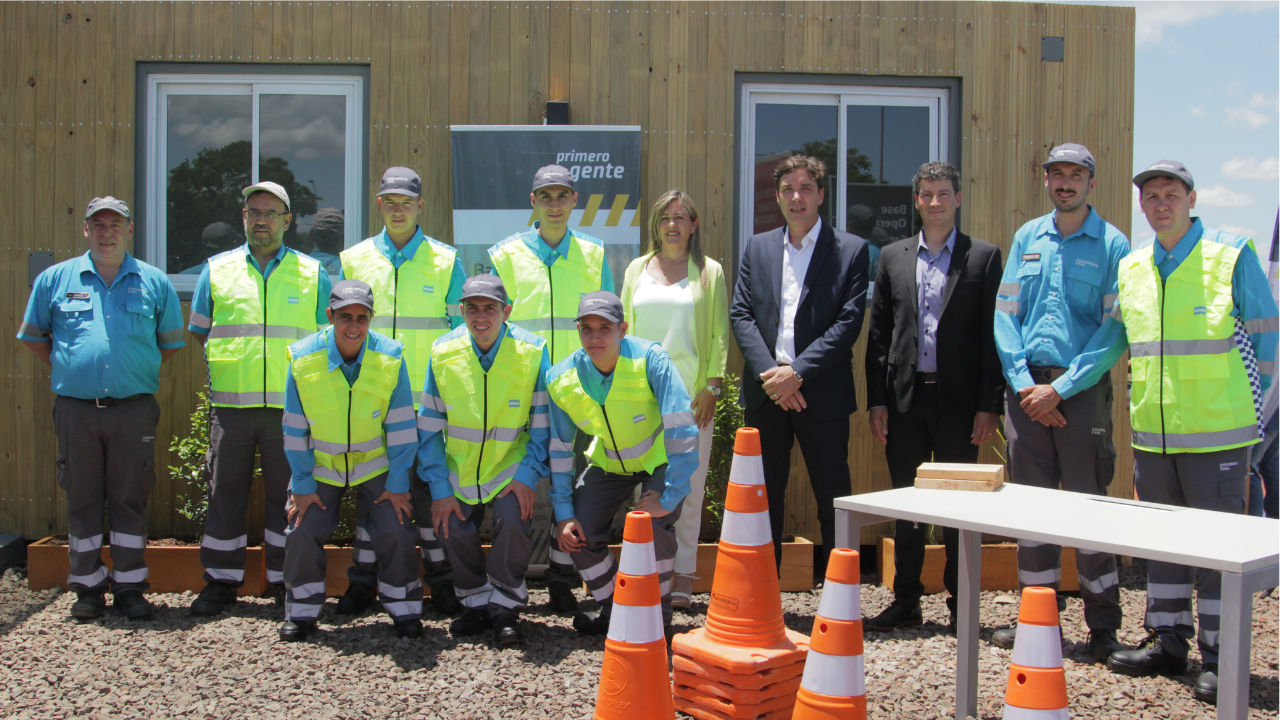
[1022,253,1041,262]
[424,286,435,293]
[1194,306,1207,315]
[287,296,300,304]
[64,292,90,300]
[372,409,381,418]
[632,414,646,423]
[508,399,520,407]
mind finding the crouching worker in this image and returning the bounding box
[546,291,699,636]
[278,279,423,641]
[417,274,551,648]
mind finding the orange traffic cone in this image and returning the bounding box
[593,511,674,720]
[673,428,809,675]
[793,548,867,719]
[1002,587,1070,719]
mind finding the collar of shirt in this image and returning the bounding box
[326,326,367,372]
[784,217,822,252]
[574,349,615,403]
[238,242,289,276]
[916,227,957,260]
[470,323,507,370]
[76,251,141,288]
[525,222,576,266]
[375,226,426,267]
[1151,217,1205,269]
[1037,205,1104,242]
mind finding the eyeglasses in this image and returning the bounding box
[246,210,288,222]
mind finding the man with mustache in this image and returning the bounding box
[992,144,1129,660]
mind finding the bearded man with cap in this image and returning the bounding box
[1063,161,1277,703]
[416,274,551,648]
[277,279,422,641]
[188,181,332,615]
[991,144,1130,660]
[545,291,699,636]
[18,196,184,620]
[336,166,468,617]
[487,164,616,614]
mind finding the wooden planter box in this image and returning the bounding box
[878,537,1078,593]
[27,536,266,596]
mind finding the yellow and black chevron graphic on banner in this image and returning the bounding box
[527,194,641,227]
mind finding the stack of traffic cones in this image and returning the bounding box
[793,548,867,719]
[593,511,675,720]
[1003,586,1070,719]
[672,428,810,720]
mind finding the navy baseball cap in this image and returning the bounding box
[329,279,375,312]
[576,290,624,323]
[459,274,508,305]
[1133,160,1195,191]
[378,166,422,197]
[85,196,130,220]
[1042,143,1096,176]
[532,164,576,193]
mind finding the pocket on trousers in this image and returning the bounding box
[140,458,157,494]
[54,458,70,492]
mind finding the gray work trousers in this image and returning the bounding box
[284,473,422,622]
[545,431,593,586]
[569,464,681,625]
[200,406,291,588]
[54,395,160,594]
[348,469,452,590]
[1135,446,1249,664]
[1005,376,1123,630]
[441,489,534,617]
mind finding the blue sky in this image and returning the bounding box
[1068,1,1279,258]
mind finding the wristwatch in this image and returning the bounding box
[792,370,804,383]
[705,385,721,398]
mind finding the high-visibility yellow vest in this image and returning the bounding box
[340,234,458,404]
[289,328,404,487]
[488,230,606,364]
[429,325,546,503]
[1117,237,1259,453]
[546,346,667,475]
[206,249,322,408]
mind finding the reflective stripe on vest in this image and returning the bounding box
[290,332,402,487]
[431,327,544,504]
[546,354,667,476]
[489,233,605,364]
[207,250,322,408]
[1117,239,1259,453]
[340,238,457,406]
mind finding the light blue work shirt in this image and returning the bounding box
[916,229,957,373]
[545,336,698,523]
[188,243,332,335]
[282,328,417,495]
[19,252,185,399]
[416,323,552,502]
[491,223,616,303]
[994,206,1131,398]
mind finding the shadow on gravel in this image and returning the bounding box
[0,585,62,639]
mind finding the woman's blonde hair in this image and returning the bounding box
[646,189,707,289]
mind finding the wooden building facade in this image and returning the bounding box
[0,1,1136,546]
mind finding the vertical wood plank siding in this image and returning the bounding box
[0,2,1135,547]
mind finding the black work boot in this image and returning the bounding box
[573,604,612,637]
[335,581,377,615]
[190,581,238,616]
[991,626,1017,649]
[264,583,286,608]
[547,581,580,614]
[492,613,524,648]
[449,607,492,637]
[70,591,106,620]
[278,620,315,642]
[1087,629,1124,662]
[430,581,462,615]
[113,590,154,620]
[1193,664,1218,704]
[394,618,424,639]
[864,601,923,632]
[1106,633,1189,677]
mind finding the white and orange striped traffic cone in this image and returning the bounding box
[1002,586,1069,719]
[593,511,674,720]
[792,548,867,719]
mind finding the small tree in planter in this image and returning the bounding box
[701,374,746,539]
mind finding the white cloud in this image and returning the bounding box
[1222,156,1280,181]
[1189,105,1207,117]
[1133,2,1269,48]
[1225,93,1278,130]
[1219,224,1259,238]
[1195,184,1257,208]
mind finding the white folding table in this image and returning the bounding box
[834,484,1279,720]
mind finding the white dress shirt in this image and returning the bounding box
[775,218,822,365]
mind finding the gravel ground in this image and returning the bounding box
[0,564,1274,719]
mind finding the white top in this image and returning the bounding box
[776,218,822,365]
[631,269,699,397]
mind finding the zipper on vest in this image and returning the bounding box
[262,272,269,406]
[392,266,399,338]
[546,265,554,361]
[599,403,629,474]
[346,386,353,486]
[475,374,488,504]
[1158,276,1167,453]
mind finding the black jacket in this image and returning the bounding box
[864,231,1004,417]
[730,222,869,419]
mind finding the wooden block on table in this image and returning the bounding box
[915,463,1005,492]
[914,475,1004,492]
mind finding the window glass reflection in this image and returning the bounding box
[753,103,838,234]
[258,94,347,263]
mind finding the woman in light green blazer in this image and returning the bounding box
[621,189,729,610]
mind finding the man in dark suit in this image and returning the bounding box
[863,162,1004,630]
[730,155,869,573]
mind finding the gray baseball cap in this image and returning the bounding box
[242,181,291,210]
[458,273,508,305]
[329,279,375,312]
[1042,143,1096,176]
[1133,160,1195,191]
[85,196,130,220]
[378,166,422,197]
[532,164,575,193]
[576,290,624,323]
